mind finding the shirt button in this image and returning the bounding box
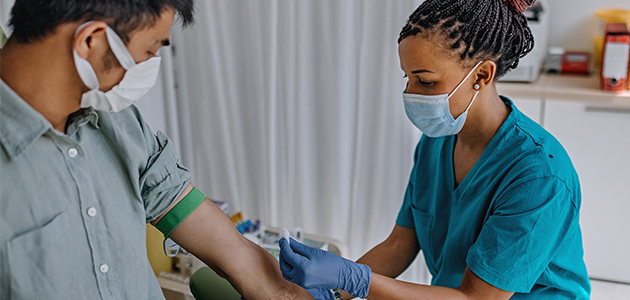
[87,207,97,217]
[99,264,109,273]
[68,148,78,158]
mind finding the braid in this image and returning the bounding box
[399,0,535,79]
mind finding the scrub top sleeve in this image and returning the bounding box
[140,130,192,223]
[396,183,416,228]
[465,176,578,293]
[396,143,422,229]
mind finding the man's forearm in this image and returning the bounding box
[234,238,314,299]
[166,196,312,299]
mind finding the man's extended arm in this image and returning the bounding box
[152,183,313,299]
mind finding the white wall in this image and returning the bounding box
[546,0,630,51]
[3,0,630,55]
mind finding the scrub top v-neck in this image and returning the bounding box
[396,97,590,299]
[447,129,500,192]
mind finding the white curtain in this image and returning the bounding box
[170,0,430,283]
[0,0,13,35]
[0,0,431,284]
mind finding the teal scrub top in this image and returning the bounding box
[396,97,590,299]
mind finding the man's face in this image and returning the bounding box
[97,8,175,91]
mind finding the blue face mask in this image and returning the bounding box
[403,61,483,137]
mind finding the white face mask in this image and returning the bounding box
[74,22,162,113]
[402,61,483,137]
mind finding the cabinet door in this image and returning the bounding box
[512,98,543,125]
[544,100,630,283]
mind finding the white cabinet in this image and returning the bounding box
[543,100,630,284]
[512,98,543,125]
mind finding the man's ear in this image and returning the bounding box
[474,61,497,90]
[73,21,109,59]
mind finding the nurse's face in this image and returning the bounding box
[399,34,479,119]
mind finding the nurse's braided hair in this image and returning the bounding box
[399,0,535,79]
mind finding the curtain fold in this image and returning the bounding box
[171,0,430,284]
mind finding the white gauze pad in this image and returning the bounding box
[282,228,291,244]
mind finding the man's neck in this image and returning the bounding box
[0,33,85,132]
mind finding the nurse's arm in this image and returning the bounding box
[339,224,420,299]
[366,266,514,300]
[151,183,313,300]
[356,225,420,277]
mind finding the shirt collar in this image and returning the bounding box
[0,79,99,159]
[66,107,100,136]
[1,79,52,159]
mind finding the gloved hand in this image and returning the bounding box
[306,288,334,300]
[279,238,371,299]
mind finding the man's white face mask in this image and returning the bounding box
[73,22,162,113]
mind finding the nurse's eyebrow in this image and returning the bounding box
[411,69,434,74]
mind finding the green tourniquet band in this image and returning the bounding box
[156,187,205,237]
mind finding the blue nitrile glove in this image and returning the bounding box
[306,289,334,300]
[279,238,371,299]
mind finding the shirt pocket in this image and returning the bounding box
[411,207,435,272]
[6,212,71,299]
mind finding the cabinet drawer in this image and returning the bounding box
[544,100,630,283]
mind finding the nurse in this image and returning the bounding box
[279,0,591,299]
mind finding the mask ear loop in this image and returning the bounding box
[447,61,484,99]
[465,90,481,112]
[105,27,136,70]
[448,61,484,114]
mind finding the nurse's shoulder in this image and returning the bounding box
[509,105,579,191]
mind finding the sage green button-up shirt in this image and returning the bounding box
[0,80,191,299]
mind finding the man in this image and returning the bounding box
[0,1,312,299]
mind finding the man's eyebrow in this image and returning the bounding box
[161,39,171,46]
[411,69,434,74]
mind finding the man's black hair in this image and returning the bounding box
[399,0,535,79]
[9,0,195,43]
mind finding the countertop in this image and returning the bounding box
[496,73,630,108]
